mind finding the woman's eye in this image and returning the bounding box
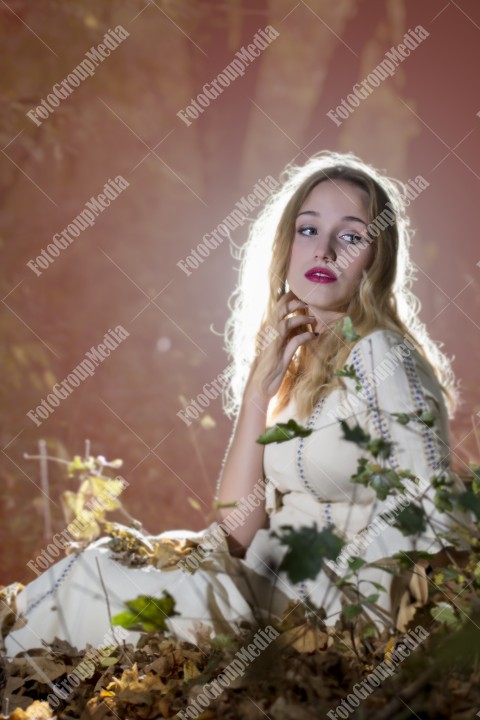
[341,232,364,244]
[297,226,317,236]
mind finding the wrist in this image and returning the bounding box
[243,380,270,409]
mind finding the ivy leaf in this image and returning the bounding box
[391,504,427,536]
[431,473,454,489]
[335,363,362,392]
[350,457,372,487]
[367,437,393,459]
[340,420,370,447]
[272,525,345,584]
[434,487,454,513]
[452,489,480,520]
[256,419,312,445]
[112,592,177,632]
[370,473,393,501]
[337,316,360,342]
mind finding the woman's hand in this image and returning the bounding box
[246,290,316,401]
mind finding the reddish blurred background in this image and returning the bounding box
[1,0,479,585]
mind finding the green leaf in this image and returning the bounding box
[366,437,393,459]
[417,410,436,427]
[337,316,360,342]
[434,487,454,513]
[343,604,363,621]
[431,473,454,489]
[112,592,177,632]
[350,457,372,487]
[347,557,366,572]
[391,413,412,425]
[361,622,378,639]
[210,633,237,650]
[256,419,312,445]
[431,602,460,628]
[334,363,362,392]
[340,420,370,446]
[391,504,427,536]
[272,525,345,584]
[370,473,394,501]
[452,490,480,520]
[470,463,480,479]
[362,593,380,605]
[392,411,436,428]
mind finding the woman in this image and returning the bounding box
[5,151,464,655]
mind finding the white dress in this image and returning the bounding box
[5,329,459,655]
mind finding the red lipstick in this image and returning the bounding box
[304,266,338,283]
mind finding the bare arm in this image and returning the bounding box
[215,291,317,557]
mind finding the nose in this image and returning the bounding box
[313,233,336,262]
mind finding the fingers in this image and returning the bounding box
[282,330,315,368]
[277,290,307,318]
[279,312,316,338]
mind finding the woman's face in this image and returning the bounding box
[286,179,374,328]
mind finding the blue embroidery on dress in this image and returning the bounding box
[402,352,443,471]
[352,337,444,474]
[295,394,332,526]
[295,394,333,607]
[352,344,401,473]
[26,554,81,615]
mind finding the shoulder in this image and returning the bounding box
[347,328,425,371]
[350,328,412,356]
[345,327,444,410]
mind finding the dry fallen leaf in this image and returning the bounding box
[10,700,55,719]
[279,624,332,653]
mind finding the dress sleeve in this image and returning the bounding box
[345,328,461,557]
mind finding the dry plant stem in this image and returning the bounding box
[39,440,53,543]
[24,452,71,464]
[321,561,392,625]
[94,557,125,656]
[372,665,436,720]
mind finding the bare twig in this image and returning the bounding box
[39,439,52,543]
[372,665,436,720]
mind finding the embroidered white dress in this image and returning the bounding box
[5,329,458,654]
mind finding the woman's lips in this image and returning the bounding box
[305,268,337,283]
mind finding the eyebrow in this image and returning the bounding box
[297,210,367,227]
